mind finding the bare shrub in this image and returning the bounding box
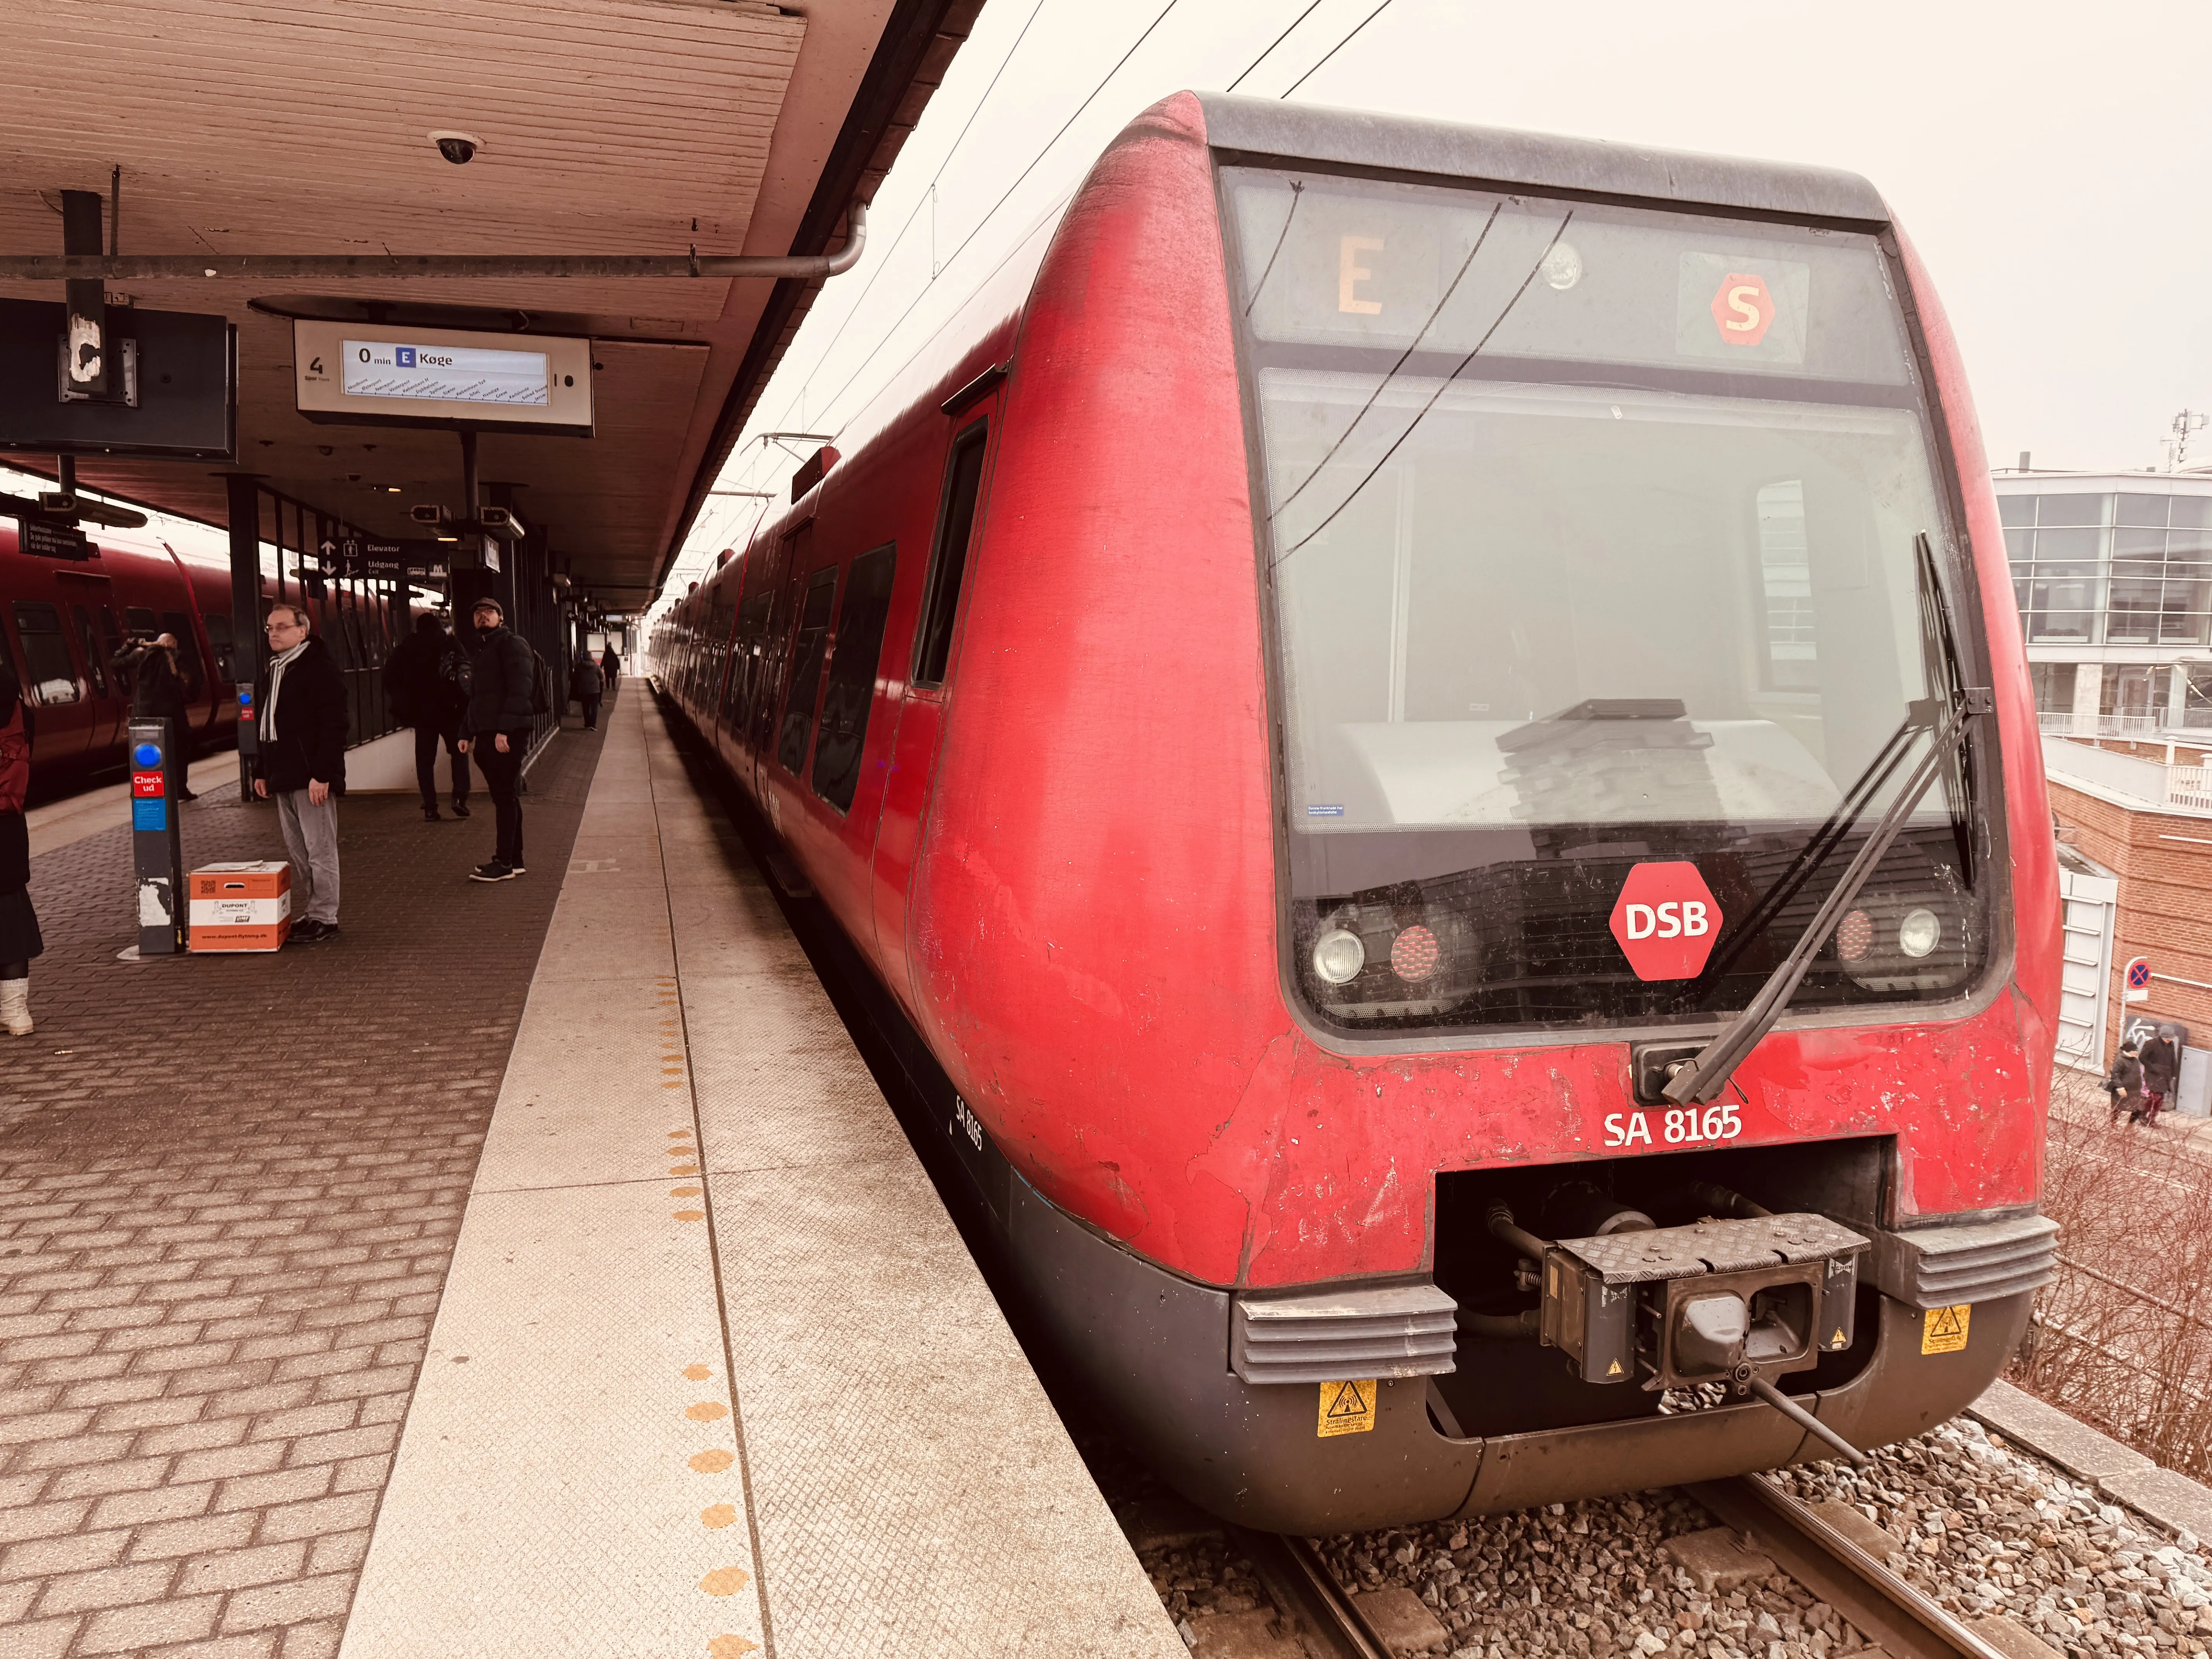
[2012,1067,2212,1478]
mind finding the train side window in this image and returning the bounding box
[161,611,205,697]
[811,544,897,813]
[204,613,235,683]
[12,604,81,706]
[775,567,840,776]
[124,606,158,637]
[913,422,988,688]
[97,608,123,673]
[72,606,109,698]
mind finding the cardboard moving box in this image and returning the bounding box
[187,862,291,953]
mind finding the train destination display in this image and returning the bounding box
[293,319,593,436]
[340,340,550,407]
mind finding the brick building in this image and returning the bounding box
[2044,736,2212,1112]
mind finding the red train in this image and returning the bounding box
[653,94,2061,1531]
[0,507,244,790]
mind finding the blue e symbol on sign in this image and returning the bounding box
[396,347,417,368]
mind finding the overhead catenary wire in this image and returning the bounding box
[697,0,1406,534]
[1279,0,1394,99]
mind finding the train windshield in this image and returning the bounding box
[1220,166,1995,1037]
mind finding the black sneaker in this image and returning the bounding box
[470,860,517,883]
[509,862,526,876]
[451,799,472,818]
[422,805,442,822]
[291,918,334,943]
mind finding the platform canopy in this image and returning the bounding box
[0,0,981,608]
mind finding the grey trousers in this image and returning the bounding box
[275,789,340,925]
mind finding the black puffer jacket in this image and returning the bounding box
[252,637,350,793]
[463,626,535,738]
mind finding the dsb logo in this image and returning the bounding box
[1609,862,1724,981]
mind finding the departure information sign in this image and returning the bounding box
[293,320,593,436]
[341,340,549,407]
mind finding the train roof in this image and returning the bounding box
[1195,93,1889,228]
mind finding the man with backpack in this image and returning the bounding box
[455,597,538,882]
[385,613,472,822]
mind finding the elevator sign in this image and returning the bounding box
[1609,862,1723,981]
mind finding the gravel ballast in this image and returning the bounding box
[1285,1418,2212,1657]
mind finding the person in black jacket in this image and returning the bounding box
[386,614,472,822]
[570,645,604,730]
[457,597,536,882]
[110,632,198,801]
[251,603,350,943]
[2141,1025,2181,1125]
[2109,1040,2147,1127]
[600,643,621,701]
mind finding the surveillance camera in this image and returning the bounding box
[429,131,481,166]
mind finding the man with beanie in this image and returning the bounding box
[251,602,350,942]
[456,596,536,881]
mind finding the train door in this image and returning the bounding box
[748,523,809,797]
[66,588,124,760]
[161,608,210,743]
[9,598,91,766]
[871,410,995,997]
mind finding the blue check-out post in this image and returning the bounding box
[129,720,185,955]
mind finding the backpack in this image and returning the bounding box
[438,642,472,704]
[530,647,553,717]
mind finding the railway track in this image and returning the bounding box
[1243,1474,2015,1659]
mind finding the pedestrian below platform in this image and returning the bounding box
[571,644,604,730]
[601,642,620,701]
[2141,1024,2181,1126]
[110,629,198,802]
[2109,1039,2147,1127]
[458,597,535,883]
[0,656,43,1036]
[387,613,472,822]
[252,602,349,943]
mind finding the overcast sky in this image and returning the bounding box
[672,0,2212,587]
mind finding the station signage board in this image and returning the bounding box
[329,536,451,580]
[0,298,237,459]
[14,513,90,560]
[293,320,592,436]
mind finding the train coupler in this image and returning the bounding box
[1533,1212,1868,1393]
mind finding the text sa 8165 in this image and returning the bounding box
[1601,1102,1743,1149]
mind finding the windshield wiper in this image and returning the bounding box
[1662,534,1991,1107]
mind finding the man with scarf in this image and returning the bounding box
[251,602,350,942]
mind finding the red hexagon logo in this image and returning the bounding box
[1711,272,1777,347]
[1609,862,1724,981]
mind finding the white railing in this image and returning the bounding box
[2170,766,2212,811]
[2040,712,2163,740]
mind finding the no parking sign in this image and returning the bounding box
[2125,957,2153,1004]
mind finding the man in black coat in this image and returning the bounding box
[456,597,536,882]
[251,602,350,943]
[386,613,472,822]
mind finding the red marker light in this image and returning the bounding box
[1391,925,1439,982]
[1837,910,1874,961]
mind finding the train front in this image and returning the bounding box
[921,93,2061,1534]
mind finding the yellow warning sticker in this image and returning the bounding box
[1318,1379,1376,1437]
[1830,1327,1848,1348]
[1922,1304,1971,1355]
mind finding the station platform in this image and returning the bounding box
[0,690,1180,1658]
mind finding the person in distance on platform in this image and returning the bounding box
[2140,1024,2180,1127]
[251,602,349,944]
[570,644,604,730]
[600,641,620,700]
[0,655,44,1035]
[456,597,535,883]
[2109,1039,2147,1127]
[110,630,198,802]
[386,613,472,823]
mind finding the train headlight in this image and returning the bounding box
[1312,928,1365,985]
[1898,908,1941,959]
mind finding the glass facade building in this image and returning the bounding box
[1994,472,2212,734]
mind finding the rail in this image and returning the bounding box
[1229,1528,1390,1659]
[1686,1474,2006,1659]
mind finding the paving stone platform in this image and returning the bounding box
[0,717,604,1659]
